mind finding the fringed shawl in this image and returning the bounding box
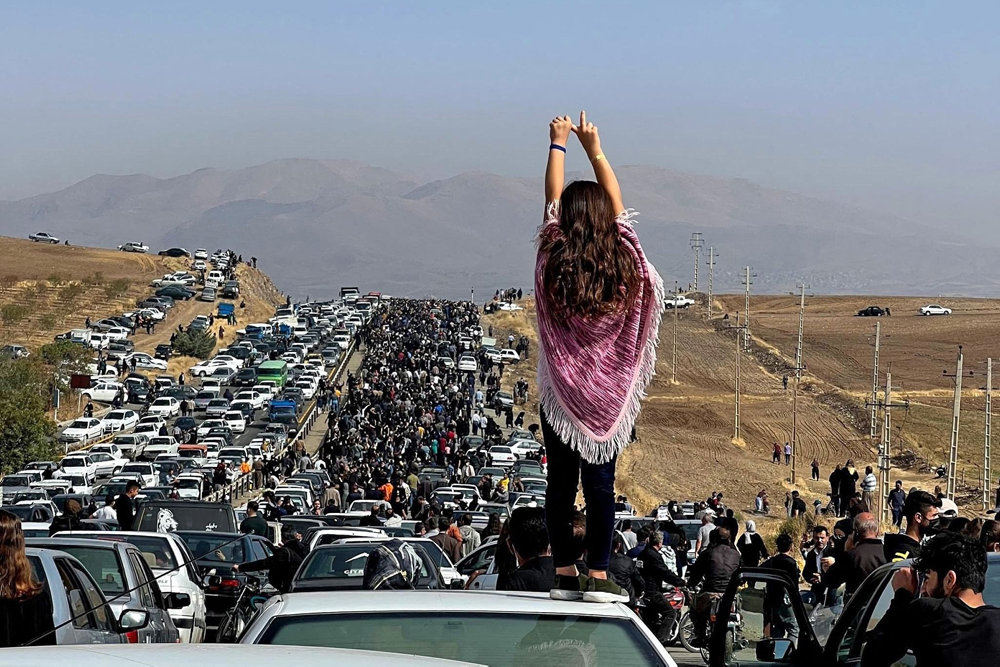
[535,201,664,464]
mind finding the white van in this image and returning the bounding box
[205,270,224,288]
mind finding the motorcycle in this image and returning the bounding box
[638,585,686,647]
[680,590,749,665]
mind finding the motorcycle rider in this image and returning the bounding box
[608,534,644,604]
[687,526,741,647]
[637,530,686,645]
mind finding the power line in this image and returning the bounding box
[725,312,749,441]
[741,266,756,352]
[943,346,972,500]
[689,233,703,292]
[706,247,718,319]
[789,284,808,484]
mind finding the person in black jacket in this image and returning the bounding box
[760,533,801,639]
[47,499,83,536]
[500,507,554,593]
[637,531,685,645]
[608,534,644,604]
[687,526,742,646]
[863,532,1000,667]
[823,513,887,600]
[234,525,306,593]
[0,510,56,647]
[801,525,834,605]
[115,482,140,531]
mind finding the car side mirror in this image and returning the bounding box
[756,638,795,662]
[165,592,191,609]
[449,579,465,590]
[119,609,150,631]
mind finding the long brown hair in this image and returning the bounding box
[539,181,639,317]
[0,510,42,600]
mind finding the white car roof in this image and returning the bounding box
[0,645,476,667]
[259,590,635,619]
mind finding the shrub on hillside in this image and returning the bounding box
[104,278,130,299]
[47,273,64,287]
[39,340,92,375]
[0,275,17,292]
[85,271,105,286]
[38,313,58,330]
[172,329,216,359]
[0,358,59,474]
[31,282,47,299]
[60,283,86,301]
[1,304,30,326]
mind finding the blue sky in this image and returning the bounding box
[2,2,998,236]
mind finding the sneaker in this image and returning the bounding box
[550,574,588,601]
[582,577,630,603]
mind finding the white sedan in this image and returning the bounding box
[487,445,517,466]
[125,353,168,371]
[196,419,228,439]
[223,411,248,434]
[498,348,520,363]
[100,409,140,434]
[87,452,125,478]
[234,391,265,410]
[123,307,165,322]
[920,304,952,316]
[60,455,99,478]
[190,357,241,377]
[147,397,181,417]
[458,355,478,372]
[58,418,104,444]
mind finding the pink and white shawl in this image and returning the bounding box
[535,201,665,464]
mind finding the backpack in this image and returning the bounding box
[363,539,421,590]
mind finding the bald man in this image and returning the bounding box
[822,512,887,598]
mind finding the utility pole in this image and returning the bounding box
[726,313,748,441]
[790,284,807,484]
[870,322,881,441]
[741,267,756,351]
[865,367,909,523]
[944,346,966,500]
[671,281,679,384]
[706,247,718,318]
[690,233,703,291]
[985,358,993,512]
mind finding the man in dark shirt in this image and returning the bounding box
[115,481,140,531]
[789,490,807,518]
[239,501,268,537]
[823,513,886,599]
[687,526,741,645]
[500,506,554,592]
[636,530,684,644]
[864,532,1000,666]
[887,480,907,528]
[609,534,644,603]
[801,525,834,605]
[884,489,941,563]
[761,533,801,639]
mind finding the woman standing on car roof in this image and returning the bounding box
[537,112,663,604]
[0,510,56,647]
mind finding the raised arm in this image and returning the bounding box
[572,110,624,215]
[545,116,573,202]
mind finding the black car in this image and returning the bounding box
[856,306,885,317]
[230,367,258,387]
[221,281,240,298]
[158,247,191,258]
[107,340,134,357]
[156,285,195,300]
[204,427,234,445]
[111,315,136,329]
[268,412,299,437]
[162,385,198,401]
[154,344,173,360]
[173,530,275,633]
[174,416,197,440]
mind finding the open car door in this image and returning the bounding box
[709,567,824,667]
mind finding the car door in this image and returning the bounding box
[128,550,177,643]
[820,565,901,666]
[55,556,122,644]
[709,567,824,667]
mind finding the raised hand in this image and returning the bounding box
[549,116,574,146]
[570,110,601,158]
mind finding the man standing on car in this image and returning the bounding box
[115,481,141,531]
[864,532,1000,666]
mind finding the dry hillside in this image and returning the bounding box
[489,294,988,523]
[0,236,285,413]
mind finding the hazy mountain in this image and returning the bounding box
[1,158,996,299]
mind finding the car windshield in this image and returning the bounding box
[0,505,34,519]
[61,459,86,467]
[112,536,177,570]
[69,421,90,429]
[256,612,664,666]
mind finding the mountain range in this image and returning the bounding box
[1,158,995,299]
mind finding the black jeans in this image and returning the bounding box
[543,411,617,571]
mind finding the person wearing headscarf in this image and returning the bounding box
[737,520,769,566]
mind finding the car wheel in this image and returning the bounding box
[924,311,930,316]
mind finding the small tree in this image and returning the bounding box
[0,275,18,292]
[38,313,58,330]
[85,271,105,286]
[172,329,216,359]
[60,283,86,301]
[1,304,30,326]
[104,278,131,299]
[47,273,65,287]
[0,359,58,474]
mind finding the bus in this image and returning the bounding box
[257,360,288,387]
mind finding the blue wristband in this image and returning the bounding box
[549,143,566,153]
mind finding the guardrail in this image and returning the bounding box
[205,339,358,506]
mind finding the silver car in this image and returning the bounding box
[28,538,184,644]
[25,547,148,645]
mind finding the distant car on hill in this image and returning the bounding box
[155,285,195,300]
[920,304,952,316]
[665,294,696,309]
[118,241,149,253]
[856,306,885,317]
[158,247,190,258]
[28,231,59,243]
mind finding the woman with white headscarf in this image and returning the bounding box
[737,519,769,566]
